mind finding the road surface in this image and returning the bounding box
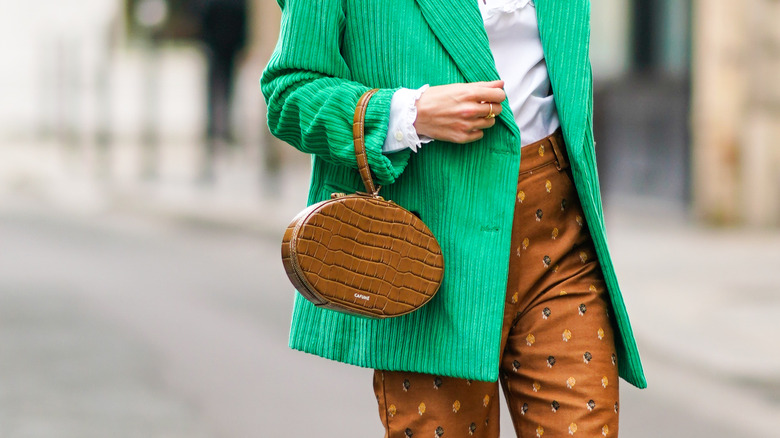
[0,202,774,437]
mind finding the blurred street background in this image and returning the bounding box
[1,1,778,437]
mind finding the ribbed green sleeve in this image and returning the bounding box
[260,0,413,186]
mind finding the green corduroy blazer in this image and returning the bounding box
[261,0,647,389]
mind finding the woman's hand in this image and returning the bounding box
[413,80,506,144]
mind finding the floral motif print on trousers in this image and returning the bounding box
[373,129,620,438]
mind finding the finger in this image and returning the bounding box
[492,101,503,116]
[456,101,490,119]
[472,101,502,119]
[473,87,507,103]
[470,79,504,88]
[470,116,497,130]
[462,129,485,143]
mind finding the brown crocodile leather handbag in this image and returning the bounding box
[281,88,445,319]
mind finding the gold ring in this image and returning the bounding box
[484,102,496,119]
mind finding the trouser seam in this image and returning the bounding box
[379,371,391,438]
[500,374,522,437]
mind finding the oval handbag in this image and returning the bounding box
[280,88,445,318]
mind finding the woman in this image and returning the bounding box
[261,0,647,436]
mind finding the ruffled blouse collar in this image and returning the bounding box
[478,0,535,17]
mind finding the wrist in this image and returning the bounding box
[412,84,432,141]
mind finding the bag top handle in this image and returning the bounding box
[353,88,381,196]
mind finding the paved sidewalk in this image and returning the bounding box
[3,142,779,390]
[606,196,780,385]
[1,199,773,438]
[605,196,780,436]
[0,140,311,236]
[1,141,779,436]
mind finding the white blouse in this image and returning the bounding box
[382,0,560,153]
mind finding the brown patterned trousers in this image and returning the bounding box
[373,129,620,438]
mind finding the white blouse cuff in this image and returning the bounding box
[382,84,434,154]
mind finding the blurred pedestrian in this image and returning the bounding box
[261,1,647,437]
[197,0,247,179]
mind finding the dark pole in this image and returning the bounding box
[632,0,657,72]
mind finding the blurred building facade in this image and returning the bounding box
[591,0,780,227]
[590,0,692,209]
[691,0,780,227]
[1,0,777,226]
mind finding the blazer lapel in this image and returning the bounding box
[534,0,591,159]
[415,0,520,139]
[414,0,592,148]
